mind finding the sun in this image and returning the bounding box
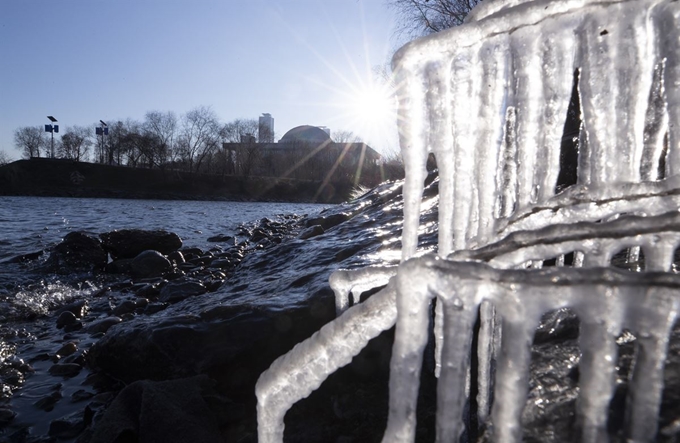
[350,83,395,126]
[338,80,398,148]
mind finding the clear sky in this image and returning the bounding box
[0,0,406,161]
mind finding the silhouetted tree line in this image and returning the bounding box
[12,106,401,187]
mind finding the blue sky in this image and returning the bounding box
[0,0,405,160]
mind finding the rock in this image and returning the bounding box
[44,232,108,273]
[299,224,324,239]
[158,280,207,303]
[100,229,182,259]
[35,390,62,411]
[135,283,163,299]
[55,342,78,357]
[64,321,83,333]
[208,258,232,270]
[49,409,89,439]
[49,363,82,378]
[87,317,123,334]
[56,311,78,329]
[105,258,133,274]
[206,234,234,243]
[167,250,185,265]
[112,300,138,316]
[89,376,224,443]
[130,250,172,278]
[144,302,168,315]
[305,212,351,230]
[71,389,95,402]
[0,406,16,426]
[56,300,88,318]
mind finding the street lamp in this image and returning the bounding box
[96,120,108,163]
[45,116,58,158]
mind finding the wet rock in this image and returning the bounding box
[135,283,162,299]
[130,250,172,279]
[305,212,351,230]
[56,300,88,318]
[100,229,182,259]
[87,317,123,334]
[299,224,324,239]
[35,390,62,411]
[64,321,84,333]
[167,250,185,265]
[112,300,137,316]
[49,363,82,378]
[44,231,108,273]
[0,406,16,425]
[56,311,78,329]
[71,389,95,402]
[105,258,132,274]
[144,302,168,315]
[208,258,232,270]
[207,234,234,243]
[49,409,90,439]
[158,280,207,303]
[89,376,223,443]
[55,342,78,357]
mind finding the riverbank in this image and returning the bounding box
[1,176,678,442]
[0,159,358,204]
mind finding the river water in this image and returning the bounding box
[0,196,326,263]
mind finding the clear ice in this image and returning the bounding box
[256,0,680,441]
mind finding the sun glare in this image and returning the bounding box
[351,84,395,126]
[338,80,397,149]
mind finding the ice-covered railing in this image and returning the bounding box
[387,258,680,443]
[256,0,680,440]
[393,0,679,256]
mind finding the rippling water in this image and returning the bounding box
[0,196,326,260]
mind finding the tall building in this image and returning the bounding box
[259,113,275,142]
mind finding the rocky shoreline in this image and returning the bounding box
[1,177,679,442]
[0,181,413,443]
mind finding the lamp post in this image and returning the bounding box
[96,120,108,163]
[45,116,58,158]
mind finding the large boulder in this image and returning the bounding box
[89,376,226,443]
[100,229,182,260]
[44,232,108,274]
[130,250,172,279]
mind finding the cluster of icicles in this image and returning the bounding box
[256,0,680,442]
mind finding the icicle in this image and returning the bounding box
[425,61,455,257]
[576,296,623,443]
[474,34,510,246]
[655,2,680,176]
[533,17,578,203]
[329,266,397,315]
[451,46,481,250]
[640,61,669,181]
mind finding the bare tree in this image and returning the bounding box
[14,126,46,159]
[177,106,221,173]
[388,0,483,37]
[220,118,275,177]
[144,110,177,166]
[333,130,362,144]
[59,126,91,161]
[0,150,11,166]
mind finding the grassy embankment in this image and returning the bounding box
[0,158,355,203]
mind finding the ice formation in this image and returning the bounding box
[256,0,680,441]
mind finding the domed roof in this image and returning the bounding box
[280,125,331,144]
